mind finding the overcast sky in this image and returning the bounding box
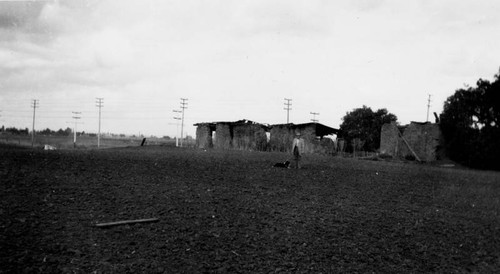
[1,0,499,137]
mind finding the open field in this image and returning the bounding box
[1,144,499,273]
[0,135,184,149]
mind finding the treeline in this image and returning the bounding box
[0,126,176,139]
[440,69,500,170]
[1,126,30,135]
[0,126,94,137]
[37,127,76,136]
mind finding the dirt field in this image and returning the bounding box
[0,135,180,150]
[1,144,499,273]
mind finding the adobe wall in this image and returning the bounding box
[299,126,317,154]
[269,125,294,152]
[401,123,442,162]
[214,124,232,149]
[310,138,336,155]
[269,125,324,153]
[380,122,400,156]
[380,122,442,162]
[195,124,213,149]
[232,124,268,151]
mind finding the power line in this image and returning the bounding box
[31,99,39,148]
[310,112,319,123]
[96,98,104,148]
[180,98,188,147]
[284,98,292,123]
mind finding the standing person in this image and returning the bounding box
[292,131,305,169]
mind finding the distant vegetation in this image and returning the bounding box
[0,126,176,139]
[1,126,30,135]
[440,68,500,170]
[0,125,189,149]
[339,106,398,152]
[37,127,74,136]
[1,126,72,136]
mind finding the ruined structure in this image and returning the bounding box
[380,121,443,162]
[194,123,213,149]
[194,120,339,154]
[380,122,401,157]
[232,122,268,151]
[269,123,338,154]
[194,120,269,151]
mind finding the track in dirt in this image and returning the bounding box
[1,145,499,273]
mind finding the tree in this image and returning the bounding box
[440,69,500,170]
[339,105,398,152]
[5,127,29,135]
[38,128,55,135]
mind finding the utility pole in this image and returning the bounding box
[310,112,319,123]
[173,109,181,147]
[179,98,188,147]
[284,98,292,123]
[426,94,432,122]
[96,98,103,148]
[31,99,39,148]
[71,112,82,148]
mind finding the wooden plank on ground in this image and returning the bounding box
[95,218,159,228]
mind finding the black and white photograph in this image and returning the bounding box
[1,0,499,272]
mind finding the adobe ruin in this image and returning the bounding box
[194,120,339,154]
[380,121,443,162]
[194,120,268,151]
[269,123,338,154]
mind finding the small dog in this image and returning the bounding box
[273,160,290,168]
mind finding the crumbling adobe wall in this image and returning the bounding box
[401,123,442,162]
[214,124,232,150]
[380,122,442,162]
[380,122,400,156]
[195,124,213,149]
[269,124,320,153]
[254,128,269,151]
[269,125,294,152]
[232,124,268,151]
[298,126,317,154]
[232,125,251,150]
[310,138,336,155]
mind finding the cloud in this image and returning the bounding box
[347,0,385,12]
[0,1,45,29]
[227,0,334,38]
[0,1,141,95]
[1,0,500,136]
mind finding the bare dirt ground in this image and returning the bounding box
[1,144,499,273]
